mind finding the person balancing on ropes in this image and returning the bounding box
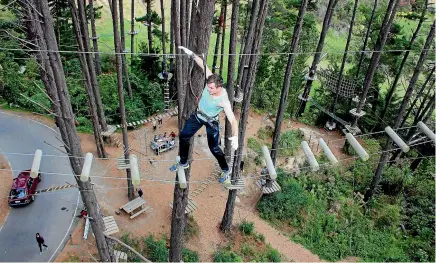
[170,46,239,186]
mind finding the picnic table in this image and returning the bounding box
[119,197,150,219]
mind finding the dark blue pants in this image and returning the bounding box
[179,113,229,171]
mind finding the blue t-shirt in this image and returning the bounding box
[198,85,228,118]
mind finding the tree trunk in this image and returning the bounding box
[146,0,153,51]
[270,0,309,165]
[219,1,227,77]
[211,23,222,73]
[130,0,135,64]
[119,0,133,98]
[376,0,428,127]
[89,0,102,75]
[296,0,338,117]
[111,0,135,201]
[355,0,378,78]
[160,0,167,72]
[400,67,435,127]
[78,0,108,133]
[330,0,358,119]
[221,0,269,232]
[23,0,114,261]
[169,0,215,261]
[364,21,434,202]
[69,0,107,158]
[351,0,400,130]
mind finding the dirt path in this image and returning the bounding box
[0,154,13,232]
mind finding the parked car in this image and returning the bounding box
[8,170,41,207]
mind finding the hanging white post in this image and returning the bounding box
[80,152,93,182]
[30,149,42,178]
[129,154,140,186]
[175,156,187,188]
[417,121,436,143]
[318,138,338,165]
[384,126,410,152]
[345,133,369,161]
[301,141,319,171]
[261,146,277,180]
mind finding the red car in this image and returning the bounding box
[8,170,41,207]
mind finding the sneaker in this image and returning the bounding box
[219,170,232,186]
[45,246,48,250]
[169,162,189,172]
[40,252,42,255]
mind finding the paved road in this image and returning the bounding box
[0,112,79,262]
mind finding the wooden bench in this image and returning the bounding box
[114,250,127,262]
[256,179,281,194]
[225,177,245,190]
[119,197,150,219]
[117,158,130,170]
[169,198,197,214]
[103,216,119,235]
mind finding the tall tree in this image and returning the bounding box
[376,0,428,127]
[212,1,225,74]
[355,0,378,78]
[89,0,102,75]
[69,0,107,158]
[21,0,114,260]
[169,0,215,261]
[221,0,269,232]
[329,0,359,122]
[160,0,167,72]
[218,0,227,76]
[130,0,136,63]
[296,0,339,117]
[351,0,400,130]
[270,0,309,165]
[111,0,135,201]
[364,21,435,202]
[119,0,133,98]
[146,0,153,51]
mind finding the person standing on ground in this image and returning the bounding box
[169,46,239,186]
[137,188,143,198]
[152,119,157,131]
[36,233,48,255]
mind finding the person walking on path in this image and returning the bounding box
[36,233,48,255]
[169,46,239,186]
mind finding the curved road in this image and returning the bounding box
[0,111,79,262]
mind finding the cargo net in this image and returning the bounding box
[317,69,360,99]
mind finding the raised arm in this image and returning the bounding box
[179,46,213,78]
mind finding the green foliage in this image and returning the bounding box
[75,116,93,134]
[64,254,80,262]
[182,248,199,263]
[184,215,200,241]
[257,126,274,140]
[277,130,303,156]
[213,248,243,262]
[247,137,262,152]
[142,234,169,262]
[239,220,255,235]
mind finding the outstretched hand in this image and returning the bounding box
[178,46,194,56]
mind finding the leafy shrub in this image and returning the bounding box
[75,116,94,134]
[266,246,281,262]
[278,130,303,156]
[239,220,254,235]
[143,235,168,262]
[182,248,199,262]
[247,137,262,152]
[213,249,243,262]
[257,126,274,140]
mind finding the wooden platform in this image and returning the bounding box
[116,158,130,170]
[169,198,197,214]
[225,177,245,190]
[114,250,127,262]
[119,197,150,219]
[256,180,281,194]
[103,216,119,235]
[102,125,117,137]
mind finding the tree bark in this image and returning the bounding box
[351,0,400,129]
[330,0,358,120]
[146,0,153,51]
[376,0,428,127]
[89,0,102,75]
[119,0,133,98]
[160,0,167,72]
[364,21,434,203]
[130,0,135,64]
[296,0,338,117]
[69,0,107,158]
[211,20,222,73]
[219,1,227,77]
[270,0,309,165]
[23,0,114,261]
[169,0,215,262]
[111,0,135,201]
[355,0,378,78]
